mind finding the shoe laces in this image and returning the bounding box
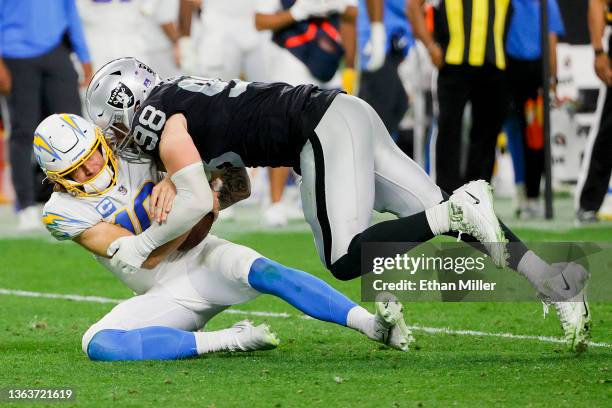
[553,302,577,336]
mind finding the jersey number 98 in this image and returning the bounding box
[133,106,166,151]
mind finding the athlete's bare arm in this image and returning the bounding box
[159,113,203,176]
[407,0,444,68]
[589,0,612,85]
[340,6,358,69]
[210,168,251,210]
[255,10,296,31]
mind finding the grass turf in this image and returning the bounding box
[0,227,610,407]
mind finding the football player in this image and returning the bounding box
[86,59,591,352]
[77,0,148,71]
[36,113,413,361]
[86,58,506,276]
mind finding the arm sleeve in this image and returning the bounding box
[548,0,565,36]
[42,195,101,241]
[65,0,91,63]
[132,161,213,255]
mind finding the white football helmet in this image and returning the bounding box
[34,113,118,197]
[86,57,159,160]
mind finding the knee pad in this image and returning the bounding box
[86,327,198,361]
[86,329,129,361]
[81,324,103,355]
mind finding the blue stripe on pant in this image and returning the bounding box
[87,327,198,361]
[248,257,356,326]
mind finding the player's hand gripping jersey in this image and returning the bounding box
[130,76,340,169]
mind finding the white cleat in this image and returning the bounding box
[386,312,415,352]
[231,320,280,352]
[449,180,507,267]
[544,294,591,353]
[262,202,288,228]
[373,293,410,351]
[536,262,591,353]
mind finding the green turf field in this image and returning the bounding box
[1,226,611,407]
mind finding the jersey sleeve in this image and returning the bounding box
[255,0,279,14]
[150,0,179,25]
[42,194,103,241]
[547,0,565,36]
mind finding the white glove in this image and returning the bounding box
[289,0,330,21]
[178,36,198,75]
[107,235,151,275]
[365,22,386,72]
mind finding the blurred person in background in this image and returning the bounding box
[504,0,564,219]
[0,0,91,231]
[178,0,275,222]
[140,0,181,78]
[179,0,272,81]
[77,0,148,70]
[408,0,512,194]
[358,0,413,140]
[575,0,612,224]
[255,0,358,227]
[78,0,180,74]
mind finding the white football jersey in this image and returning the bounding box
[140,0,179,53]
[77,0,148,69]
[43,159,161,240]
[41,158,184,294]
[205,0,257,18]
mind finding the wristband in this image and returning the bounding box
[594,48,605,56]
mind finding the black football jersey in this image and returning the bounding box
[130,76,340,169]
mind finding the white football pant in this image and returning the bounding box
[299,94,444,267]
[82,235,262,353]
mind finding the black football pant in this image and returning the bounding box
[358,52,408,137]
[578,82,612,212]
[506,57,545,199]
[434,64,509,193]
[4,43,81,210]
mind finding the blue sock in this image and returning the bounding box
[87,326,198,361]
[248,257,357,326]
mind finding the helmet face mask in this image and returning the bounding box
[34,114,119,198]
[113,124,144,163]
[86,57,159,163]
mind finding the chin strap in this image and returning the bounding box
[83,164,114,194]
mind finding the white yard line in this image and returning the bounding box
[1,288,610,349]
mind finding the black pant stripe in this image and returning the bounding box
[309,134,333,268]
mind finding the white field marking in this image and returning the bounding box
[1,288,610,349]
